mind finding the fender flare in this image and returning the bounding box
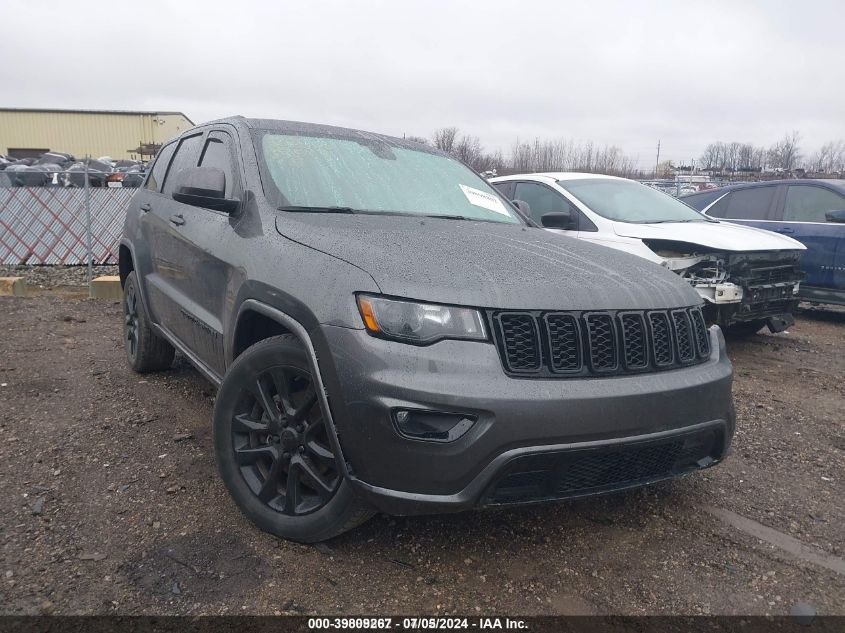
[118,239,153,314]
[233,299,352,480]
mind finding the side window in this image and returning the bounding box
[492,181,514,198]
[198,131,239,198]
[144,142,176,193]
[783,185,845,223]
[162,133,204,196]
[705,192,731,218]
[514,182,576,226]
[683,190,724,212]
[723,186,776,220]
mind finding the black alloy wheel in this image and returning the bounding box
[231,364,341,516]
[121,270,174,373]
[214,334,374,542]
[124,280,140,362]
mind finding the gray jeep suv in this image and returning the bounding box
[119,117,734,542]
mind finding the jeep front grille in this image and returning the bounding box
[490,306,710,378]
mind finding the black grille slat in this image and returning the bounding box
[495,313,541,372]
[545,314,581,372]
[619,313,648,369]
[672,310,695,363]
[689,307,710,358]
[648,312,674,367]
[584,313,617,371]
[491,307,709,378]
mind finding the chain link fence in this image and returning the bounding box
[0,176,134,266]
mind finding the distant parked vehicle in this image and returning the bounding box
[683,180,845,307]
[491,173,806,335]
[0,151,147,188]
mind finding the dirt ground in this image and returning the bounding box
[0,290,842,616]
[0,264,119,289]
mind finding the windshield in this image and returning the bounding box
[559,178,711,223]
[256,132,521,224]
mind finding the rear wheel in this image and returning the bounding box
[122,271,174,372]
[213,334,373,542]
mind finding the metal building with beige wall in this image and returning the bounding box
[0,108,194,160]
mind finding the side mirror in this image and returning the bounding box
[172,166,239,213]
[541,210,577,230]
[825,209,845,223]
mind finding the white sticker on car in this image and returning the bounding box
[459,184,510,216]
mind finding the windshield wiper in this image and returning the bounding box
[422,214,474,221]
[422,214,515,224]
[278,205,358,214]
[643,219,706,224]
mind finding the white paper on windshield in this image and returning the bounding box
[459,184,511,216]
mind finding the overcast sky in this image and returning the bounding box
[2,0,843,167]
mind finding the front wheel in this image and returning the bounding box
[213,334,373,542]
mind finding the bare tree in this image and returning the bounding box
[432,127,459,154]
[453,134,483,167]
[654,160,675,178]
[505,137,638,177]
[807,140,845,173]
[767,131,802,171]
[404,135,429,145]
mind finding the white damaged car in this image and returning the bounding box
[491,173,806,334]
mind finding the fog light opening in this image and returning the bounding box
[392,409,477,442]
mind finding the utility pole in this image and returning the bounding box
[654,139,661,178]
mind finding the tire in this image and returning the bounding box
[122,270,175,372]
[213,334,373,543]
[723,319,767,337]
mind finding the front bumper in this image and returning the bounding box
[318,325,734,516]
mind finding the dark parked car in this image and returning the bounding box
[120,117,735,542]
[684,179,845,306]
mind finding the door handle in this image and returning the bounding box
[169,214,185,226]
[140,203,151,212]
[776,227,795,234]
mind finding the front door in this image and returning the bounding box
[150,129,243,376]
[512,181,581,234]
[768,183,845,295]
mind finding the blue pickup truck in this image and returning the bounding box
[683,179,845,306]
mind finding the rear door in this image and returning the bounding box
[768,183,845,292]
[704,184,779,231]
[135,140,178,324]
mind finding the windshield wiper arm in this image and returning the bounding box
[422,214,474,221]
[642,219,705,224]
[278,205,358,214]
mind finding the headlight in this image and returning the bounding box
[357,294,487,344]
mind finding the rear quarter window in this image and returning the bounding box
[723,186,776,220]
[682,190,725,211]
[144,143,176,193]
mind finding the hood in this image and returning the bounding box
[276,213,700,311]
[612,220,806,252]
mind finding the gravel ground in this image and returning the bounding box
[0,295,842,616]
[0,265,119,288]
